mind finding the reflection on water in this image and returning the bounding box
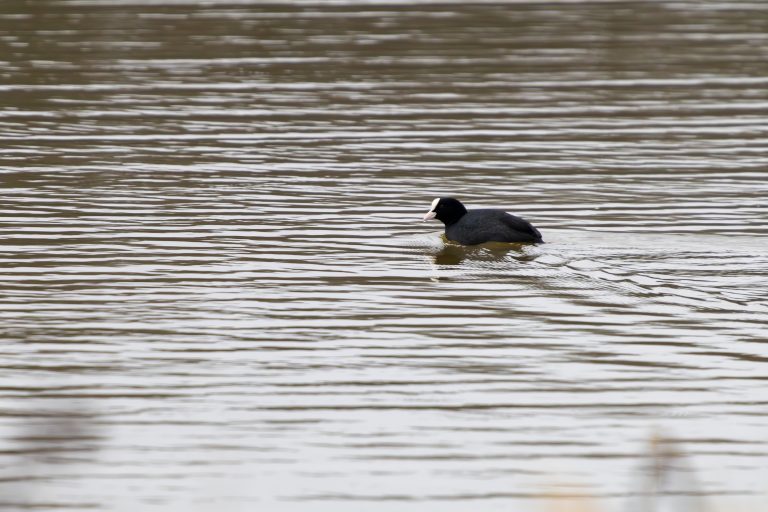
[431,241,531,266]
[1,0,768,511]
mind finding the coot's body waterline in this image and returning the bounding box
[423,197,543,245]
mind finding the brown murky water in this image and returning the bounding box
[2,1,768,511]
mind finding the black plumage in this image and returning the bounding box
[423,197,542,245]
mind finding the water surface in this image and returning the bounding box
[1,1,768,511]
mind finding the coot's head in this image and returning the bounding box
[422,197,468,226]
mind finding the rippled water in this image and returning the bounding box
[2,1,768,511]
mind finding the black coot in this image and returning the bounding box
[422,197,543,245]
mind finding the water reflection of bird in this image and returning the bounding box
[433,241,533,265]
[422,197,543,245]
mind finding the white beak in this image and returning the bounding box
[423,210,437,221]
